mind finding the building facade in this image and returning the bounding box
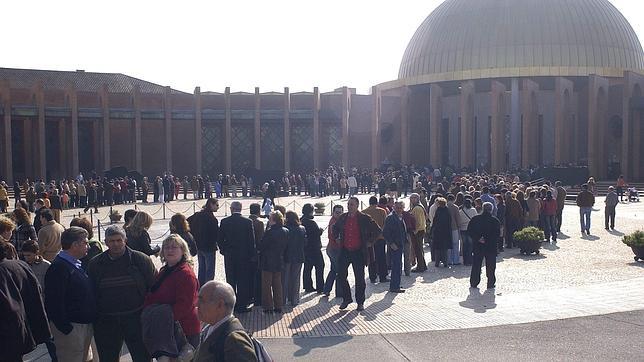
[2,0,644,182]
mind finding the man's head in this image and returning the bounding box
[34,199,44,210]
[302,203,314,216]
[608,186,615,192]
[447,194,455,203]
[347,197,359,214]
[332,205,344,218]
[249,203,261,216]
[369,196,378,206]
[204,198,219,212]
[60,226,89,259]
[104,225,127,258]
[394,201,405,216]
[198,281,236,324]
[409,193,420,205]
[40,208,54,223]
[230,201,242,214]
[482,202,493,214]
[378,196,388,206]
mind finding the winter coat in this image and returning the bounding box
[431,206,452,250]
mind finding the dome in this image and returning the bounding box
[398,0,644,84]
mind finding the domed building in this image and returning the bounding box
[1,0,643,183]
[376,0,644,180]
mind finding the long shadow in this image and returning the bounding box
[363,292,397,321]
[288,296,334,330]
[505,252,547,260]
[627,261,644,268]
[581,234,601,241]
[542,243,561,251]
[608,230,625,236]
[557,232,571,240]
[419,264,471,284]
[292,308,359,356]
[459,288,497,313]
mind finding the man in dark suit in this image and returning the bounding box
[219,201,256,313]
[194,281,257,362]
[467,202,501,289]
[382,201,407,293]
[188,198,220,286]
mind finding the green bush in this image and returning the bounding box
[622,230,644,247]
[513,226,545,242]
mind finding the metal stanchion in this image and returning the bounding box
[90,210,93,225]
[98,220,102,241]
[163,203,166,219]
[193,202,196,215]
[110,206,113,224]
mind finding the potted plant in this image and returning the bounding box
[109,209,122,223]
[513,226,544,255]
[622,230,644,262]
[314,202,326,216]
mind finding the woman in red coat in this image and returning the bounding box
[144,234,200,349]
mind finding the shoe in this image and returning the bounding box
[605,227,609,230]
[389,289,406,293]
[323,292,330,297]
[339,301,351,310]
[411,268,424,273]
[356,304,364,311]
[370,279,377,284]
[586,230,591,235]
[304,289,315,293]
[316,290,324,294]
[470,285,479,289]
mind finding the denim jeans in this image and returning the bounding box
[198,250,216,287]
[579,207,592,232]
[389,246,403,291]
[543,215,557,241]
[450,230,461,264]
[460,230,473,265]
[323,248,340,295]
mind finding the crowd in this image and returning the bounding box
[0,165,639,361]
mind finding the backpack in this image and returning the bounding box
[213,320,273,362]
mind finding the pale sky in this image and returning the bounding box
[2,0,642,94]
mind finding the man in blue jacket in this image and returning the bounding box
[382,201,407,293]
[44,226,96,361]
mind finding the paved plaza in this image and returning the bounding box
[27,194,644,361]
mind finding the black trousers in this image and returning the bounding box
[470,251,496,288]
[337,249,366,305]
[94,312,150,362]
[556,207,564,232]
[368,239,388,281]
[605,206,616,229]
[224,255,253,308]
[303,251,325,292]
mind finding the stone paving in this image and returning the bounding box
[55,194,644,337]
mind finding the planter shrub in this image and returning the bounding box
[513,226,545,255]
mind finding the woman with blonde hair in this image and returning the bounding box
[125,211,160,256]
[143,234,200,357]
[11,207,37,255]
[169,213,197,257]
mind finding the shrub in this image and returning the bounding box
[513,226,545,242]
[622,230,644,247]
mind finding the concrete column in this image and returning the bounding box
[313,87,320,170]
[283,87,291,172]
[0,81,13,183]
[621,73,632,179]
[587,75,610,179]
[459,81,475,169]
[34,83,46,180]
[100,84,110,172]
[400,86,410,165]
[224,87,232,174]
[521,79,539,169]
[194,87,203,175]
[429,83,443,166]
[66,86,80,177]
[254,87,261,169]
[24,119,33,179]
[164,87,173,172]
[490,80,506,173]
[371,86,381,169]
[132,86,142,172]
[633,110,642,181]
[341,86,350,169]
[510,78,521,168]
[57,119,66,179]
[92,120,100,174]
[554,77,573,165]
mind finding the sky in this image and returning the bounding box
[2,0,642,94]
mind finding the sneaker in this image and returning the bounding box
[339,301,351,310]
[356,304,364,311]
[389,289,406,293]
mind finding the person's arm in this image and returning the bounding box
[44,264,73,334]
[171,271,198,324]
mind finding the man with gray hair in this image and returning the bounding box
[219,201,256,313]
[466,202,501,289]
[194,281,257,361]
[604,186,619,230]
[88,224,157,361]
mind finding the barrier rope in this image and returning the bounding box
[150,228,172,241]
[164,204,194,215]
